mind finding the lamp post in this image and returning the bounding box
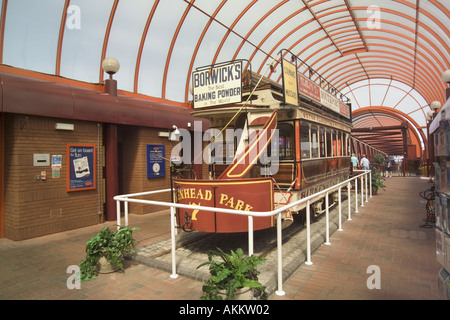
[102,57,120,96]
[426,110,433,178]
[427,101,441,181]
[443,70,450,100]
[101,57,120,221]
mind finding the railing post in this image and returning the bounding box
[248,215,254,256]
[355,177,359,213]
[360,175,364,207]
[124,198,129,227]
[170,206,178,279]
[275,212,285,296]
[305,200,312,265]
[347,181,352,221]
[325,191,330,245]
[365,171,369,201]
[116,200,121,230]
[338,186,343,231]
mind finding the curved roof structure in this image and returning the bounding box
[1,0,449,155]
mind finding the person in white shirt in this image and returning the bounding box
[360,155,370,170]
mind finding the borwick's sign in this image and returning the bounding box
[192,61,242,108]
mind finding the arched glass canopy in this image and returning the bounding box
[1,0,449,154]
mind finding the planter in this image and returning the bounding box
[233,288,254,300]
[97,256,119,274]
[218,288,254,300]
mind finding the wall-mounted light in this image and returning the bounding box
[55,123,74,131]
[169,125,180,141]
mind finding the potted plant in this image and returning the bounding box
[79,226,139,281]
[197,247,267,300]
[371,167,386,195]
[373,154,385,171]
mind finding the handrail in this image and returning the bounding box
[114,170,372,297]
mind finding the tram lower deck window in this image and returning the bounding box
[300,122,310,159]
[278,123,294,160]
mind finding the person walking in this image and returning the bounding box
[351,153,358,169]
[386,157,394,178]
[360,154,370,170]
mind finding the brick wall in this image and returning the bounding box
[120,125,177,215]
[3,114,207,240]
[4,114,103,240]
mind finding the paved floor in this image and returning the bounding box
[0,177,445,301]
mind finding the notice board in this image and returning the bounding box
[147,144,166,178]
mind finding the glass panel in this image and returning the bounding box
[232,0,274,36]
[166,8,209,102]
[248,1,296,46]
[60,0,114,82]
[216,32,244,64]
[251,50,273,78]
[345,133,350,156]
[106,0,155,92]
[351,87,371,108]
[189,21,229,100]
[278,123,294,160]
[259,2,306,53]
[215,0,251,27]
[382,86,406,107]
[300,122,310,159]
[319,127,326,158]
[326,128,332,157]
[194,0,224,16]
[138,0,187,97]
[311,125,319,158]
[236,42,258,67]
[337,131,342,156]
[3,0,64,74]
[370,84,389,106]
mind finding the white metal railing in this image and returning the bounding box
[113,169,372,296]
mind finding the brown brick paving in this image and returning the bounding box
[0,177,445,300]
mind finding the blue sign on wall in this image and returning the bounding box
[147,144,165,178]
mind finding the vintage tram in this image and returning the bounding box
[173,58,355,233]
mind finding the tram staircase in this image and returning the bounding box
[130,193,358,298]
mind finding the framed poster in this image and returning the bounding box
[147,144,166,178]
[67,144,96,192]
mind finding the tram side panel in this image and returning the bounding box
[174,178,274,233]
